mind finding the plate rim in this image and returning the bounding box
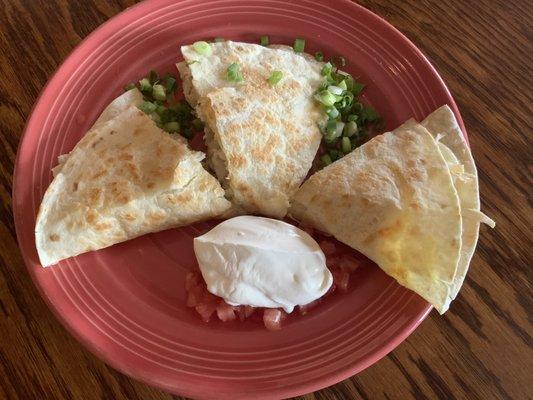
[12,0,469,397]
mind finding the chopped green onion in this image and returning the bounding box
[192,118,204,130]
[293,38,305,53]
[321,62,333,76]
[352,102,364,113]
[325,119,337,135]
[332,56,346,67]
[315,90,337,107]
[352,81,365,95]
[338,80,347,90]
[171,101,193,118]
[192,41,212,55]
[328,149,343,161]
[226,62,244,82]
[138,101,157,114]
[347,114,359,122]
[338,91,354,109]
[213,37,225,42]
[327,85,344,95]
[139,78,152,94]
[343,120,358,137]
[164,121,180,133]
[326,107,339,119]
[335,121,345,136]
[148,70,159,84]
[260,35,269,46]
[124,83,136,91]
[341,137,351,154]
[151,113,161,124]
[162,74,177,93]
[152,84,166,101]
[361,105,380,122]
[321,154,333,166]
[267,70,283,85]
[315,52,324,62]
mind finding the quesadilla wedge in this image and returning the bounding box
[396,106,495,300]
[177,41,325,218]
[35,106,231,266]
[289,124,463,313]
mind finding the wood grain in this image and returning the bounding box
[0,0,531,399]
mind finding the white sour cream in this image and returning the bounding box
[193,216,333,313]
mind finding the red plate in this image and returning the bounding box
[13,0,465,398]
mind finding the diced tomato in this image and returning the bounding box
[195,301,217,322]
[332,268,350,292]
[186,284,205,307]
[185,271,201,290]
[263,309,283,331]
[339,255,361,272]
[216,302,237,322]
[235,305,255,321]
[298,299,320,315]
[319,240,336,256]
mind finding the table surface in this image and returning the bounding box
[0,0,531,399]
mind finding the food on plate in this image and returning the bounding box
[396,105,495,300]
[177,40,326,217]
[289,106,494,313]
[123,70,203,139]
[35,106,230,266]
[187,218,360,329]
[194,216,333,312]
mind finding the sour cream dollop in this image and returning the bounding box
[193,216,333,313]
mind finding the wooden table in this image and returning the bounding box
[0,0,531,399]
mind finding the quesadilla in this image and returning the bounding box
[397,106,495,300]
[177,41,325,218]
[289,122,464,313]
[35,106,231,266]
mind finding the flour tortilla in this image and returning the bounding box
[52,88,144,177]
[35,106,231,266]
[289,125,463,313]
[178,41,325,218]
[397,106,495,300]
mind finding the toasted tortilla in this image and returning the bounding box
[178,41,325,218]
[35,106,231,266]
[289,125,463,313]
[417,106,494,298]
[52,88,144,177]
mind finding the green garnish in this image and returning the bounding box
[321,154,332,166]
[341,136,351,154]
[152,84,166,101]
[192,118,204,131]
[227,62,244,82]
[315,52,324,62]
[192,41,212,55]
[312,53,382,167]
[138,101,157,114]
[139,78,152,94]
[332,56,346,67]
[213,37,225,42]
[343,120,358,137]
[124,83,136,91]
[315,90,337,107]
[293,38,305,53]
[267,70,283,85]
[260,35,269,46]
[162,74,177,93]
[321,62,333,76]
[148,70,159,84]
[164,121,180,133]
